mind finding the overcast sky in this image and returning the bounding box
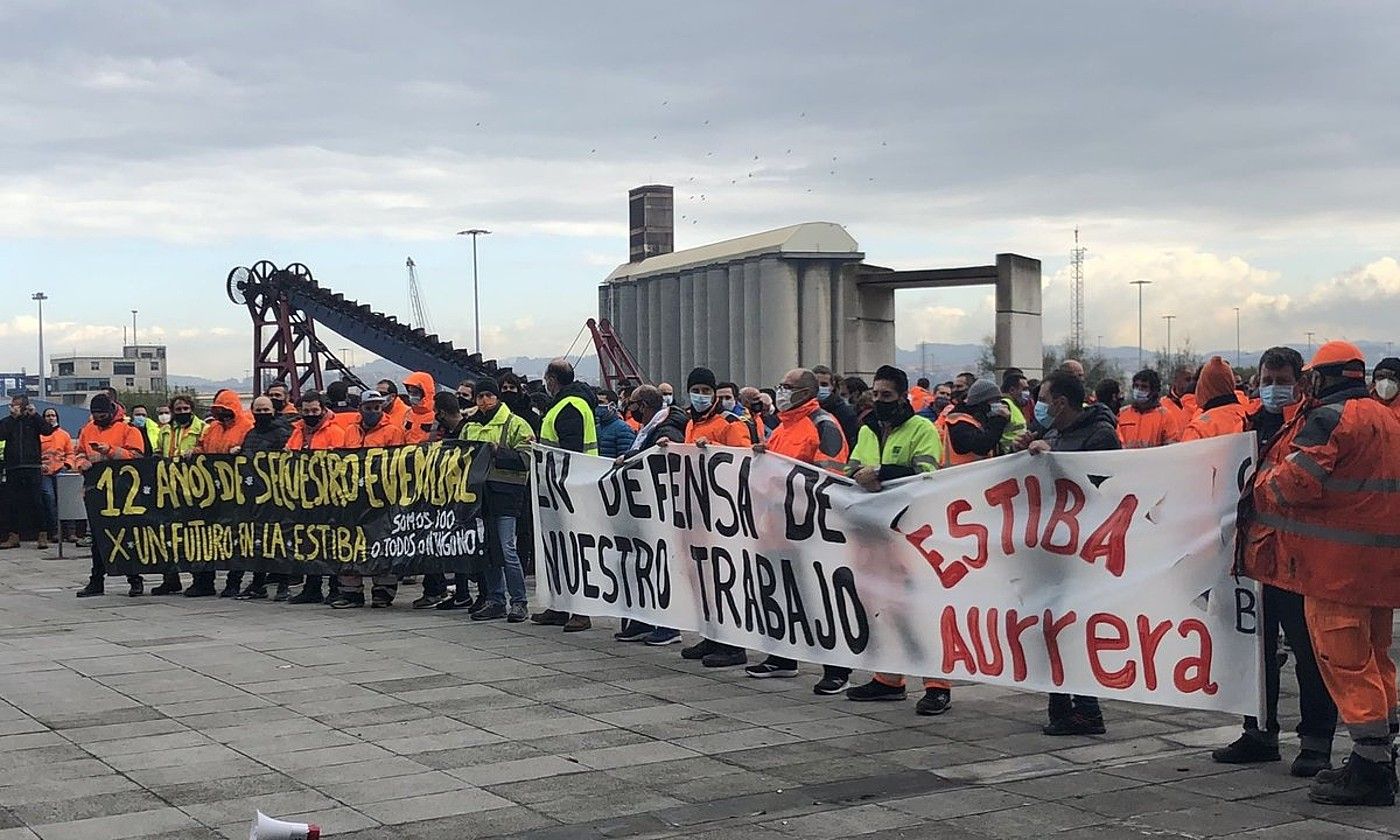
[3,1,1398,380]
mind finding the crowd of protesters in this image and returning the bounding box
[2,342,1397,808]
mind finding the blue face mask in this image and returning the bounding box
[131,416,146,429]
[690,393,713,413]
[1259,384,1296,414]
[817,385,832,401]
[1034,400,1053,428]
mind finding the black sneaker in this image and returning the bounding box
[288,587,323,605]
[915,688,952,716]
[412,593,447,609]
[746,661,798,679]
[1211,733,1281,764]
[330,593,365,609]
[218,584,240,598]
[701,648,747,668]
[681,639,718,660]
[183,585,216,598]
[370,596,393,609]
[1042,712,1107,736]
[127,580,143,597]
[272,584,290,602]
[321,588,340,606]
[814,675,849,695]
[76,581,104,599]
[236,586,267,601]
[436,596,473,611]
[614,621,653,642]
[846,679,907,702]
[507,603,528,623]
[1308,753,1395,806]
[471,602,507,621]
[1291,749,1332,778]
[150,582,182,596]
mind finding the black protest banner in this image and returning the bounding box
[84,441,491,576]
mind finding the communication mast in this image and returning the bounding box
[406,257,434,333]
[1070,228,1086,351]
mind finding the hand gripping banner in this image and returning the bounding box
[85,441,490,576]
[532,436,1264,715]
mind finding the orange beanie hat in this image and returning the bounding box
[1194,356,1236,404]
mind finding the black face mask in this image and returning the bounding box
[211,409,234,424]
[92,413,114,428]
[361,410,382,429]
[630,408,647,423]
[872,400,901,422]
[253,413,275,430]
[172,413,193,427]
[270,397,286,413]
[302,413,323,428]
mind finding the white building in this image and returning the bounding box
[49,345,168,404]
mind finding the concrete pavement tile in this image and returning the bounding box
[0,733,66,753]
[661,769,792,803]
[1105,752,1244,783]
[550,693,667,715]
[1134,801,1296,835]
[356,787,514,824]
[59,718,188,744]
[570,740,702,770]
[311,704,438,728]
[406,741,547,771]
[30,806,202,840]
[375,727,505,755]
[0,775,142,806]
[996,769,1148,800]
[260,743,399,772]
[320,770,477,805]
[1159,723,1255,749]
[0,829,39,840]
[357,675,469,694]
[201,716,334,744]
[103,742,246,771]
[1073,783,1210,817]
[122,756,273,787]
[445,755,588,786]
[944,801,1108,837]
[760,803,921,838]
[147,772,306,806]
[885,786,1031,818]
[1164,768,1309,801]
[293,757,436,786]
[37,706,165,729]
[1222,820,1397,839]
[672,727,803,756]
[936,752,1077,784]
[0,746,90,770]
[79,729,214,758]
[519,728,653,753]
[9,790,167,825]
[1050,735,1181,765]
[0,758,113,786]
[179,789,342,827]
[879,741,1009,771]
[769,715,898,741]
[0,721,46,739]
[767,755,905,786]
[220,729,361,757]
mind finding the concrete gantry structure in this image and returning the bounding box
[599,193,1042,388]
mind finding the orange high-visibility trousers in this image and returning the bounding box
[1304,597,1398,748]
[874,673,951,691]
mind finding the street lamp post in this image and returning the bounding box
[1233,307,1241,367]
[131,310,139,349]
[1130,280,1152,370]
[1306,331,1315,355]
[32,293,47,399]
[456,229,491,354]
[1163,314,1177,361]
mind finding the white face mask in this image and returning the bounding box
[775,386,794,412]
[157,412,171,424]
[661,394,673,406]
[1377,379,1399,401]
[719,397,736,411]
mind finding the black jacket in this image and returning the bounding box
[548,381,598,453]
[0,412,51,470]
[241,417,293,453]
[501,392,540,434]
[947,404,1010,457]
[1044,403,1121,453]
[638,405,689,451]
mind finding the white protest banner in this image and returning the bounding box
[531,434,1263,715]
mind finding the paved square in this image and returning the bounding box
[0,547,1395,839]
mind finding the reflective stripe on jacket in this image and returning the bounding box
[848,414,941,476]
[1117,403,1180,448]
[462,402,535,486]
[541,395,598,454]
[1244,386,1400,607]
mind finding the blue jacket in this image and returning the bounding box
[595,405,638,459]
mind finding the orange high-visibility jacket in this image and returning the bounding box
[196,390,253,454]
[766,399,848,473]
[286,418,346,451]
[908,386,933,413]
[41,428,75,475]
[75,421,146,470]
[1181,401,1250,442]
[401,371,438,444]
[1117,403,1181,448]
[685,410,753,448]
[1244,386,1400,607]
[343,413,408,449]
[940,413,989,467]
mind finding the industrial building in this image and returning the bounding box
[599,185,1043,389]
[48,344,169,404]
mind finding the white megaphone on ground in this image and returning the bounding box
[249,810,321,840]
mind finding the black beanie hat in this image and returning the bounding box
[90,393,115,413]
[474,377,499,397]
[874,364,909,394]
[1375,357,1400,376]
[686,367,717,390]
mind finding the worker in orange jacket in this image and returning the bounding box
[1182,357,1249,441]
[285,390,347,606]
[184,389,254,598]
[683,367,754,448]
[1117,369,1182,448]
[401,371,438,444]
[1243,340,1400,806]
[333,390,406,609]
[74,394,147,598]
[264,381,298,417]
[1371,357,1400,420]
[374,378,409,429]
[738,367,853,690]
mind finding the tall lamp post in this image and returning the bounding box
[1130,280,1152,370]
[1232,306,1241,367]
[1163,314,1177,361]
[131,310,139,348]
[456,229,491,354]
[32,293,47,399]
[1306,331,1315,355]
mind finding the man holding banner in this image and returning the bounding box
[285,391,346,605]
[333,390,407,609]
[74,394,146,598]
